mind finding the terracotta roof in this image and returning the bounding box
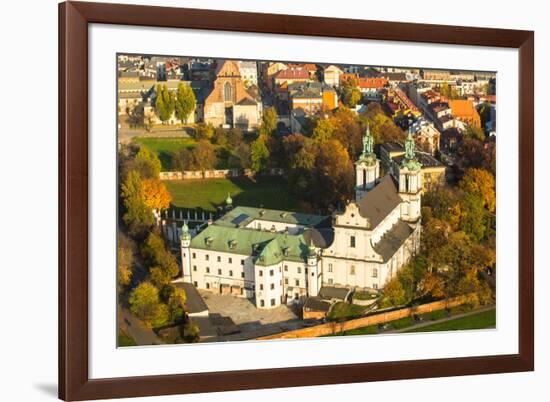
[449,99,479,118]
[358,77,388,89]
[274,68,309,80]
[356,175,402,228]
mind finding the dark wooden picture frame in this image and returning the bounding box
[59,1,534,400]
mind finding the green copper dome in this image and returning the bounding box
[180,222,191,241]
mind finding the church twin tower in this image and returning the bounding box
[355,125,422,223]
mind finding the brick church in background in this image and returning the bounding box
[203,60,262,131]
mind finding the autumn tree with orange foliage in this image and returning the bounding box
[142,179,172,211]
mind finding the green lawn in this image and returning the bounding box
[165,177,300,213]
[327,302,370,321]
[133,137,197,170]
[419,309,450,321]
[118,333,137,347]
[405,308,496,333]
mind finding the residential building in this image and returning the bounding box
[323,65,343,87]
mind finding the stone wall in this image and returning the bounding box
[159,168,284,181]
[257,294,476,340]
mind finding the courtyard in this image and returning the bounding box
[198,290,306,341]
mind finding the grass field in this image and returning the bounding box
[165,176,300,212]
[133,137,196,171]
[324,307,495,337]
[405,308,496,333]
[327,302,371,321]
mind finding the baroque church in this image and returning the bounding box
[203,60,262,131]
[179,128,422,309]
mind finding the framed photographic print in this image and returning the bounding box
[59,1,534,400]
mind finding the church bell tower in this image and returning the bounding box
[398,128,422,222]
[355,124,380,201]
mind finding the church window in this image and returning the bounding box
[224,81,233,102]
[193,265,197,272]
[260,284,264,290]
[192,253,196,259]
[205,254,209,261]
[297,267,301,274]
[241,259,244,265]
[259,270,263,277]
[328,278,334,285]
[206,282,210,289]
[328,263,333,273]
[229,270,233,277]
[373,283,378,290]
[217,256,221,262]
[206,267,210,273]
[270,283,275,290]
[295,279,300,287]
[228,257,232,263]
[285,278,289,285]
[241,272,245,278]
[350,265,356,275]
[372,268,378,278]
[350,236,356,248]
[260,299,265,307]
[271,299,276,306]
[270,269,274,276]
[218,268,222,275]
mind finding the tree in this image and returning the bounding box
[154,85,175,123]
[194,123,215,140]
[460,193,487,241]
[135,146,161,179]
[174,83,196,123]
[311,139,354,208]
[464,125,485,141]
[142,179,172,211]
[128,282,169,328]
[312,118,335,143]
[340,75,362,108]
[117,234,134,291]
[141,232,180,280]
[260,107,278,136]
[250,136,270,172]
[331,106,363,158]
[121,170,154,237]
[379,277,407,308]
[226,127,244,149]
[184,321,200,343]
[418,271,445,299]
[192,140,217,170]
[167,285,187,323]
[459,168,496,213]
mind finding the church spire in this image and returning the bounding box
[357,123,376,166]
[401,127,422,171]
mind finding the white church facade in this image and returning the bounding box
[179,127,422,309]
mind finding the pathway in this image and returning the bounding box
[118,306,162,346]
[389,306,496,334]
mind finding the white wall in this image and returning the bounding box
[0,1,547,402]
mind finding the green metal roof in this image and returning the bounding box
[190,224,310,266]
[215,206,328,229]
